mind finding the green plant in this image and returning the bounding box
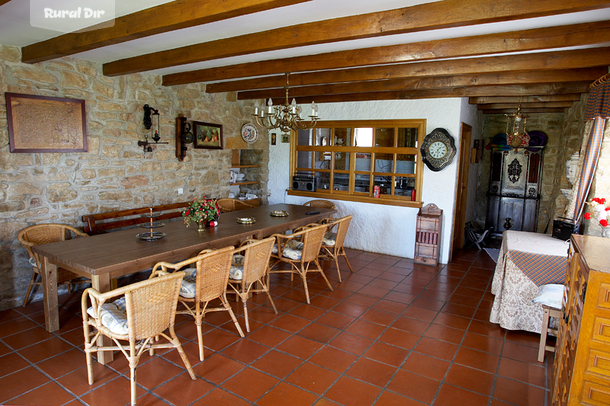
[182,197,220,227]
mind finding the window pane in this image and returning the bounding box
[296,151,312,169]
[354,128,373,147]
[396,154,416,174]
[395,176,415,197]
[316,128,331,146]
[374,176,392,196]
[333,173,349,191]
[297,129,313,146]
[398,128,418,148]
[314,172,330,191]
[374,153,393,173]
[335,152,350,171]
[355,152,371,171]
[375,128,394,147]
[315,151,331,169]
[334,128,351,146]
[354,174,370,194]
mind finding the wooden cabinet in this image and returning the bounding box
[486,146,544,237]
[414,203,442,266]
[552,235,610,406]
[230,149,263,204]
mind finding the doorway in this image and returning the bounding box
[451,122,472,260]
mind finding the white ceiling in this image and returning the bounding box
[1,0,609,80]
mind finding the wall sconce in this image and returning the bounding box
[175,114,194,161]
[139,104,167,152]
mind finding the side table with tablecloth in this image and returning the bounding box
[490,230,569,333]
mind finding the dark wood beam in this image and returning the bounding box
[164,21,610,85]
[22,0,312,63]
[476,102,574,109]
[469,95,582,104]
[222,48,610,96]
[481,107,566,114]
[103,0,610,76]
[250,83,592,104]
[218,67,606,98]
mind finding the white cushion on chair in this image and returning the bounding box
[87,297,128,335]
[272,240,303,260]
[323,232,336,246]
[179,268,198,298]
[230,265,243,280]
[532,284,565,309]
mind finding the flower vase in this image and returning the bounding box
[197,220,206,232]
[602,227,610,238]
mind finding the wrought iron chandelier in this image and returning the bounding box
[253,73,319,133]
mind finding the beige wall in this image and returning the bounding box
[0,45,267,309]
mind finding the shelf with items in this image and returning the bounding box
[230,149,263,203]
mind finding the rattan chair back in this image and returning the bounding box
[217,198,254,213]
[303,199,336,210]
[318,215,355,282]
[299,223,327,262]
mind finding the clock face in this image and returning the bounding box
[429,141,447,159]
[241,123,258,143]
[420,128,456,172]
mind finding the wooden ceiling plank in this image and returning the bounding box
[249,82,593,104]
[103,0,610,76]
[209,48,610,93]
[469,94,582,104]
[235,69,604,100]
[476,102,574,109]
[22,0,312,63]
[482,108,566,114]
[164,20,610,85]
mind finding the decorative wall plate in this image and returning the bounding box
[241,123,259,143]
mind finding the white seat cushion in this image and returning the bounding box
[532,284,565,309]
[230,265,243,280]
[179,268,198,298]
[87,297,128,335]
[272,240,303,260]
[323,232,336,246]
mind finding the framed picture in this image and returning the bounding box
[6,93,87,153]
[193,121,223,149]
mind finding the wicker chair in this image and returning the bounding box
[227,237,278,332]
[269,223,333,304]
[81,271,196,406]
[152,245,245,361]
[303,199,336,210]
[318,215,354,282]
[18,224,89,306]
[217,198,255,213]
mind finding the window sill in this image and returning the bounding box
[288,190,423,208]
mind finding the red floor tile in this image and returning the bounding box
[434,383,490,406]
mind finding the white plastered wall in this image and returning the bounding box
[268,98,480,263]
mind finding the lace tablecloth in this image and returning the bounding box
[490,231,569,333]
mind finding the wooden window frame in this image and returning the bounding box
[289,119,425,208]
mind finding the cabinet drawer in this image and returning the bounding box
[592,316,610,345]
[586,348,610,378]
[598,284,610,310]
[581,373,610,405]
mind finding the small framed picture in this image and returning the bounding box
[281,134,289,143]
[193,121,223,149]
[271,133,276,145]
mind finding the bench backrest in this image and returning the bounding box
[82,202,191,235]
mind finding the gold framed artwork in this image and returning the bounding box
[193,121,223,149]
[5,93,87,153]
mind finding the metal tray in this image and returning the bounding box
[236,217,256,224]
[270,210,289,217]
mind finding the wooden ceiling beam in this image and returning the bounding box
[476,102,574,109]
[255,83,592,104]
[220,48,610,94]
[236,69,604,100]
[103,0,610,76]
[469,95,582,104]
[481,108,566,114]
[22,0,312,63]
[164,21,610,85]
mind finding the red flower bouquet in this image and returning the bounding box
[584,197,610,228]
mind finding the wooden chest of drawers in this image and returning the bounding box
[552,235,610,405]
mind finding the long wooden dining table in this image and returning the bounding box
[32,203,334,338]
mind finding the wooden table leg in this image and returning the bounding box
[91,274,114,364]
[41,258,59,332]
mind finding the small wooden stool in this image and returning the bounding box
[538,304,562,362]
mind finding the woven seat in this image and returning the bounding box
[152,245,245,361]
[18,224,89,306]
[303,199,336,210]
[227,237,278,332]
[269,223,333,304]
[317,215,354,282]
[82,271,195,406]
[217,198,255,213]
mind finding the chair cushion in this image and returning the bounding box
[323,232,336,246]
[230,265,243,280]
[532,284,565,309]
[87,297,128,335]
[272,240,303,260]
[179,268,198,298]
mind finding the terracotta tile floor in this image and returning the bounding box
[0,248,554,405]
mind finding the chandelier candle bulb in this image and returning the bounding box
[254,107,258,115]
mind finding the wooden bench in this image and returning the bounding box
[82,202,191,235]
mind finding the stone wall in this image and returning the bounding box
[473,111,568,233]
[0,45,268,309]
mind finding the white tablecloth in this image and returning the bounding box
[490,231,569,333]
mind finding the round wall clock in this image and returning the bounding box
[241,123,259,143]
[420,128,456,172]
